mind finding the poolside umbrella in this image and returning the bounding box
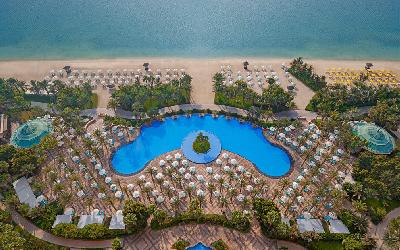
[178,191,186,199]
[335,184,342,190]
[159,160,166,167]
[196,189,205,197]
[115,191,123,199]
[95,164,102,170]
[237,165,246,173]
[230,158,238,165]
[196,175,205,183]
[337,149,344,155]
[162,181,170,188]
[280,195,289,203]
[172,161,179,168]
[325,141,333,148]
[77,190,85,197]
[236,194,245,202]
[292,182,299,189]
[174,153,182,160]
[213,174,221,181]
[243,61,249,70]
[223,165,231,172]
[99,169,107,176]
[206,167,213,174]
[155,173,164,180]
[144,182,152,188]
[110,184,117,192]
[132,191,140,199]
[127,184,134,191]
[184,173,192,180]
[105,176,112,184]
[189,166,196,174]
[143,63,150,71]
[297,196,305,203]
[178,167,185,174]
[97,193,106,199]
[246,185,254,192]
[156,196,165,204]
[285,188,293,196]
[222,153,229,159]
[296,175,304,182]
[181,159,189,166]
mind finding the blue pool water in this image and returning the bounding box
[111,115,291,177]
[0,0,399,59]
[186,242,212,250]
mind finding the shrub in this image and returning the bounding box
[172,238,190,250]
[211,239,229,250]
[339,211,368,235]
[192,132,210,153]
[122,200,150,233]
[287,57,327,91]
[112,237,123,250]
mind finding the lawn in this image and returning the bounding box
[309,241,343,250]
[366,198,400,224]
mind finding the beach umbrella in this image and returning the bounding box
[319,168,326,174]
[178,191,186,199]
[213,190,221,197]
[156,196,165,204]
[77,190,85,197]
[246,185,254,192]
[97,193,106,199]
[189,166,197,174]
[144,182,152,188]
[139,175,146,181]
[174,153,182,160]
[115,191,123,199]
[335,184,342,190]
[338,171,346,178]
[184,173,192,180]
[285,188,293,195]
[159,160,166,167]
[280,195,289,203]
[325,141,333,148]
[206,167,213,174]
[292,182,299,189]
[213,174,221,181]
[297,196,305,203]
[172,161,179,168]
[127,184,134,191]
[237,165,246,173]
[237,194,245,202]
[95,164,102,170]
[230,158,238,165]
[155,173,164,180]
[296,175,304,182]
[178,167,185,174]
[332,155,340,162]
[197,175,205,183]
[223,165,231,172]
[162,180,170,188]
[215,159,222,165]
[105,177,112,184]
[132,191,140,199]
[337,148,344,155]
[99,169,107,176]
[166,155,173,161]
[222,153,229,159]
[196,189,205,197]
[181,159,189,166]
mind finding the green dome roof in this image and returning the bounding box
[11,117,53,148]
[351,121,395,154]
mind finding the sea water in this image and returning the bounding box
[0,0,399,59]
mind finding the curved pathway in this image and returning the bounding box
[369,207,400,249]
[80,105,318,121]
[6,203,307,250]
[8,208,113,249]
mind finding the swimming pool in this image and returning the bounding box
[111,114,291,177]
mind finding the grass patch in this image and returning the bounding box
[309,241,343,250]
[91,93,98,108]
[365,198,400,224]
[24,94,54,103]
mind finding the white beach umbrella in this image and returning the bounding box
[222,153,229,159]
[174,153,182,160]
[156,196,165,204]
[196,189,205,197]
[245,185,254,192]
[184,173,192,180]
[115,191,123,199]
[292,182,299,189]
[155,173,164,180]
[230,158,238,165]
[159,160,166,167]
[179,167,186,174]
[297,196,305,203]
[223,165,231,172]
[127,184,134,191]
[144,182,152,188]
[213,174,221,181]
[213,190,221,197]
[178,191,186,199]
[215,159,222,165]
[189,166,197,174]
[206,167,213,174]
[97,193,106,199]
[77,190,85,197]
[196,175,205,183]
[166,155,173,161]
[105,177,112,184]
[172,161,179,168]
[132,191,140,199]
[139,175,146,181]
[181,159,189,166]
[237,194,245,202]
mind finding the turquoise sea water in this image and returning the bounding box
[0,0,399,59]
[111,115,291,177]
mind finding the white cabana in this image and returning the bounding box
[328,220,350,234]
[77,214,104,228]
[297,219,325,233]
[109,210,125,230]
[13,177,37,208]
[52,215,72,228]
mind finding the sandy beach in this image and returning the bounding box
[0,58,399,109]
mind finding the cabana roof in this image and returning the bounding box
[77,214,104,228]
[109,210,125,230]
[297,219,325,233]
[52,214,72,228]
[328,219,350,234]
[13,177,36,208]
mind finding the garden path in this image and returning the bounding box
[369,207,400,249]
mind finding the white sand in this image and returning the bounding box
[0,58,399,109]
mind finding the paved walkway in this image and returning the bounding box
[5,202,307,250]
[81,105,318,121]
[369,207,400,249]
[9,208,113,249]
